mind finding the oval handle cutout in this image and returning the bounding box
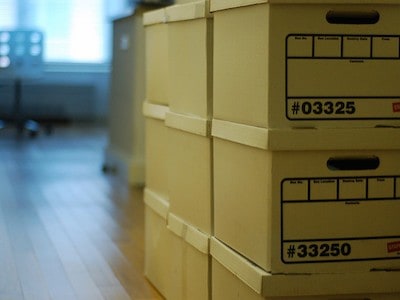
[327,156,380,171]
[326,10,380,24]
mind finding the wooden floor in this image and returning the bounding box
[0,124,163,300]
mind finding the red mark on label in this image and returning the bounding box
[393,102,400,112]
[387,241,400,253]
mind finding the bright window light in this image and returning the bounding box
[0,0,110,64]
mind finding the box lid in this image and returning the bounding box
[211,237,269,294]
[167,213,210,254]
[210,0,266,11]
[144,188,169,220]
[210,0,400,12]
[166,0,212,22]
[143,101,169,121]
[211,237,400,297]
[166,111,211,137]
[212,118,400,151]
[143,8,167,26]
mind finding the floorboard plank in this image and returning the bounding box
[0,205,24,299]
[37,207,105,300]
[0,125,163,300]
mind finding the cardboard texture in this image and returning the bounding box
[166,111,211,136]
[211,237,400,299]
[175,0,202,4]
[213,119,400,274]
[143,102,170,199]
[143,8,167,25]
[211,0,400,129]
[166,112,213,235]
[144,188,171,297]
[143,102,214,299]
[167,213,210,300]
[212,259,400,300]
[167,0,212,21]
[210,0,400,11]
[143,8,169,105]
[166,1,213,119]
[105,8,151,185]
[212,119,400,151]
[143,101,169,120]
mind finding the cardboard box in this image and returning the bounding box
[211,237,400,299]
[166,111,213,235]
[143,8,169,105]
[144,188,171,297]
[166,1,213,119]
[143,101,170,199]
[211,0,400,129]
[144,188,211,299]
[104,8,151,185]
[167,212,210,300]
[213,119,400,274]
[175,0,199,3]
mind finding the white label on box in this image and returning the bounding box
[280,176,400,264]
[286,34,400,121]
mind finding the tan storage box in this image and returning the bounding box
[167,213,210,300]
[143,8,169,105]
[105,8,152,185]
[143,102,170,199]
[213,119,400,274]
[167,111,213,235]
[211,237,400,299]
[175,0,199,3]
[144,188,171,297]
[166,1,213,119]
[211,0,400,129]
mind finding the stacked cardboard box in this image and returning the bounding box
[165,1,213,299]
[210,0,400,299]
[143,7,172,298]
[144,0,400,298]
[143,1,213,299]
[175,0,199,3]
[212,0,400,129]
[166,0,213,235]
[144,8,169,107]
[104,6,151,185]
[211,237,400,299]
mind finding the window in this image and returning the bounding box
[0,0,111,63]
[0,1,16,28]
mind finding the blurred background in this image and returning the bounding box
[0,0,139,124]
[0,1,173,299]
